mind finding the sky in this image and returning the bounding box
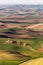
[0,0,43,5]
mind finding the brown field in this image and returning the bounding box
[0,33,32,38]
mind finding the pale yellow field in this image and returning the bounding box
[0,51,24,60]
[20,58,43,65]
[26,24,43,31]
[0,51,14,60]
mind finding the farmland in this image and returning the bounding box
[0,5,43,65]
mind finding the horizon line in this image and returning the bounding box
[0,4,43,5]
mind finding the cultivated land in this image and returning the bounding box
[20,58,43,65]
[0,5,43,65]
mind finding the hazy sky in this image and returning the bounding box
[0,0,43,5]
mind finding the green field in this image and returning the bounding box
[0,37,43,65]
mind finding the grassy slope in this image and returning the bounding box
[0,37,43,65]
